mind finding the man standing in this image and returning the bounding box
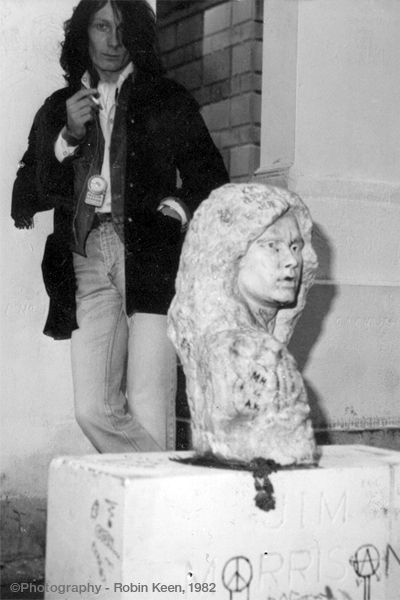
[11,0,229,453]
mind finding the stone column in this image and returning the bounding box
[253,0,298,188]
[254,0,400,444]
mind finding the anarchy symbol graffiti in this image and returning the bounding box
[222,556,253,599]
[350,544,380,600]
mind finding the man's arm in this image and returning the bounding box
[11,108,54,228]
[54,127,80,162]
[11,95,77,229]
[171,88,229,217]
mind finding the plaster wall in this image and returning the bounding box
[1,0,96,580]
[0,0,93,498]
[0,0,156,581]
[288,0,400,433]
[0,0,91,498]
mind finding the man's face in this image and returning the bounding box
[88,1,130,82]
[237,212,304,309]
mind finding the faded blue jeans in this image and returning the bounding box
[71,221,177,453]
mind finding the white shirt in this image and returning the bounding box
[54,63,187,224]
[55,63,134,213]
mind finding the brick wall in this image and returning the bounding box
[157,0,263,448]
[157,0,263,182]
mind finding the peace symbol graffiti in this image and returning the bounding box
[222,556,253,597]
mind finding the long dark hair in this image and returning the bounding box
[60,0,164,88]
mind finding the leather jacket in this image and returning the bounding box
[11,71,229,339]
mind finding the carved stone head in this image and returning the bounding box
[237,210,305,328]
[168,183,319,465]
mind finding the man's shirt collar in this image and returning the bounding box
[81,62,134,92]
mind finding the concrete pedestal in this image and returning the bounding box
[45,446,400,600]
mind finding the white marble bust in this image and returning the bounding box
[168,183,319,465]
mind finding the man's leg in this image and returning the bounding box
[126,313,177,451]
[71,223,168,453]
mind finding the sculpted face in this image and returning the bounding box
[88,1,130,83]
[237,212,304,312]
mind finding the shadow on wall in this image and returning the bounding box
[288,221,337,433]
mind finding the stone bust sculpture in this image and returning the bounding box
[168,183,319,466]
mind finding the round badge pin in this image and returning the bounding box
[88,175,107,195]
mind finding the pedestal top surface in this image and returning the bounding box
[51,445,400,480]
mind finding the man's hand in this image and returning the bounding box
[66,88,100,140]
[159,205,181,221]
[128,208,182,252]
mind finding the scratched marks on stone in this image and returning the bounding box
[385,544,400,577]
[95,453,169,469]
[94,524,120,560]
[263,591,351,600]
[90,541,107,584]
[220,555,352,600]
[90,497,118,529]
[90,499,100,520]
[89,498,121,583]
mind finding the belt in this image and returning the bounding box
[91,213,113,230]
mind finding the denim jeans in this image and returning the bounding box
[71,222,177,453]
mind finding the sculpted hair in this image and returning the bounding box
[60,0,164,87]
